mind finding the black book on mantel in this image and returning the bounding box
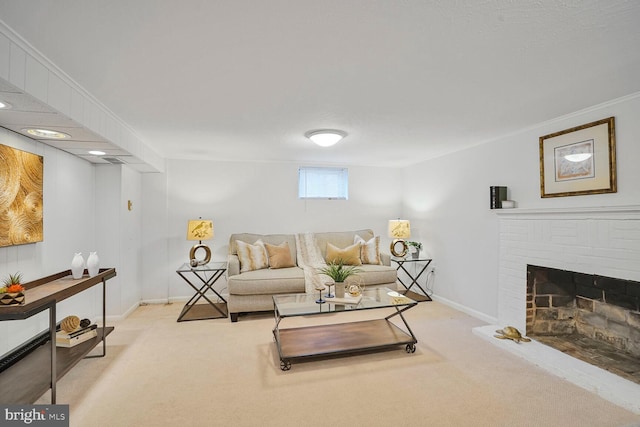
[490,186,507,209]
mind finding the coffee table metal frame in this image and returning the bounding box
[272,287,418,371]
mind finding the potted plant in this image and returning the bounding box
[0,272,26,306]
[406,241,423,259]
[318,261,363,297]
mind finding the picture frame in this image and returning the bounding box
[539,117,616,198]
[0,143,44,247]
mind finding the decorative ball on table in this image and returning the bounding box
[60,315,80,333]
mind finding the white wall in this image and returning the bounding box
[403,92,640,322]
[140,159,402,302]
[0,128,143,355]
[95,165,142,317]
[0,129,97,354]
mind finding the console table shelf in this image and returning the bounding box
[0,268,116,404]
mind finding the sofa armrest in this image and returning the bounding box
[380,252,391,266]
[227,254,240,276]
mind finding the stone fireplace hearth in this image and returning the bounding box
[485,205,640,414]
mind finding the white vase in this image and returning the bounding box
[71,253,84,279]
[87,252,100,277]
[335,282,345,298]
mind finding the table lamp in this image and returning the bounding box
[187,219,214,267]
[388,219,410,257]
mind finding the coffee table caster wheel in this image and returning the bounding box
[280,360,291,371]
[405,344,416,353]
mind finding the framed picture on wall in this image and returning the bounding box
[539,117,616,198]
[0,144,44,247]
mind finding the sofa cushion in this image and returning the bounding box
[315,229,374,260]
[352,264,398,286]
[236,240,269,273]
[326,242,362,265]
[230,233,297,265]
[228,267,305,295]
[265,242,295,269]
[355,235,382,265]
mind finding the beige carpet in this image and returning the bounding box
[37,301,640,427]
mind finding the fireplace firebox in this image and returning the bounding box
[526,265,640,384]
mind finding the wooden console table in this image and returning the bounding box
[0,268,116,404]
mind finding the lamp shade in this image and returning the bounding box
[187,219,214,241]
[388,220,410,239]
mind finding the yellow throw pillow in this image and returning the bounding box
[264,242,295,269]
[354,235,382,265]
[325,242,362,266]
[236,240,269,273]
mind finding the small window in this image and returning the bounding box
[298,167,348,200]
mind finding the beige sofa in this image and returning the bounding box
[227,229,397,322]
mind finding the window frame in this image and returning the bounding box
[298,166,349,200]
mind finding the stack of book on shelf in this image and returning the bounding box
[56,323,98,348]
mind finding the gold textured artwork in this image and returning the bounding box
[0,144,44,247]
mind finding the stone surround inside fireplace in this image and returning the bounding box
[526,264,640,384]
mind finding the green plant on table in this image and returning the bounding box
[406,241,422,251]
[317,261,363,283]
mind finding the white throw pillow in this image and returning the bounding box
[236,239,269,273]
[354,235,382,265]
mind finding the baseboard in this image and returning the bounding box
[431,294,498,325]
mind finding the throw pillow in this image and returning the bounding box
[264,242,295,269]
[236,240,269,273]
[325,242,362,266]
[354,235,382,265]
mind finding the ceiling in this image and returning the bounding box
[1,0,640,168]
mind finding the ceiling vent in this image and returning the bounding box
[103,157,126,164]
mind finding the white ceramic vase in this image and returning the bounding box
[71,253,84,279]
[87,252,100,277]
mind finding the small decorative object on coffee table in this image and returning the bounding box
[324,281,335,298]
[315,283,326,304]
[0,272,25,306]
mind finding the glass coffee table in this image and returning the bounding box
[272,287,418,371]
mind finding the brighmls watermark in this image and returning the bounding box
[1,405,68,426]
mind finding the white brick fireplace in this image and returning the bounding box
[474,205,640,414]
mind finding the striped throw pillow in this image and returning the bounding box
[354,235,381,265]
[236,240,269,273]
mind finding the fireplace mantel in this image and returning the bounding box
[495,204,640,219]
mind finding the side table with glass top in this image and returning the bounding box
[391,257,433,302]
[176,262,227,321]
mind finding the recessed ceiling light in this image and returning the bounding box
[88,150,106,156]
[0,100,12,109]
[305,129,347,147]
[22,128,71,139]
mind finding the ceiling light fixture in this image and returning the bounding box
[0,100,12,109]
[88,150,106,156]
[22,128,71,139]
[305,129,347,147]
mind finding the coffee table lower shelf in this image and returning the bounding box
[274,319,416,371]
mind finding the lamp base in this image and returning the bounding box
[390,239,408,257]
[189,243,211,266]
